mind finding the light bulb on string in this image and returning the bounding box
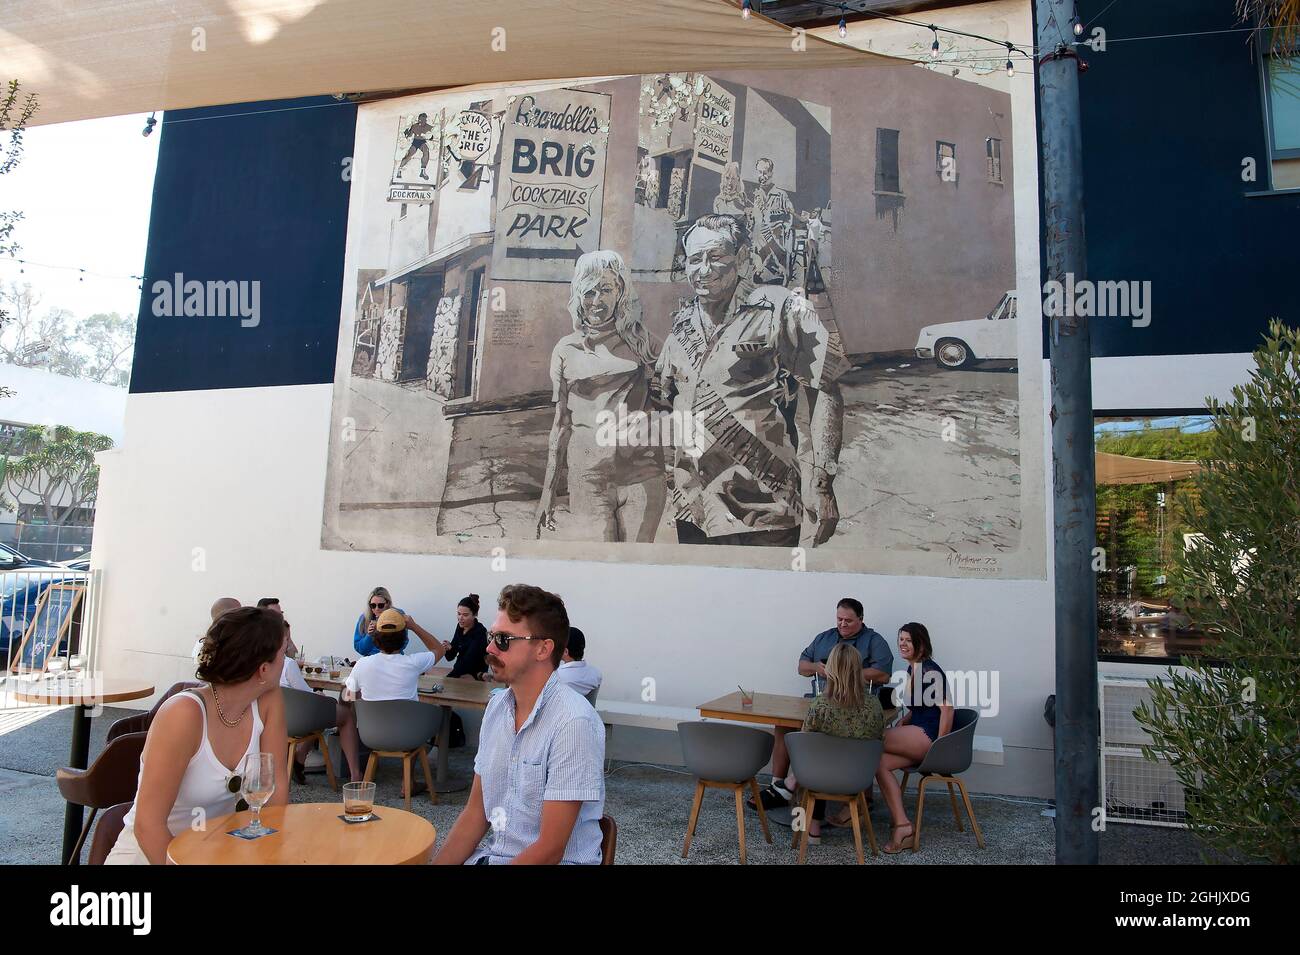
[930,27,940,57]
[838,16,847,38]
[1074,19,1084,37]
[1005,45,1015,76]
[741,0,751,19]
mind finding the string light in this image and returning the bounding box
[741,0,751,20]
[825,2,1033,70]
[1073,1,1084,37]
[2,257,143,284]
[142,112,157,137]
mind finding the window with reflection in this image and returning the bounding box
[1094,414,1221,661]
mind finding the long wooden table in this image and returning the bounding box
[303,665,493,793]
[167,803,435,865]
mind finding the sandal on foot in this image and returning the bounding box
[882,824,914,854]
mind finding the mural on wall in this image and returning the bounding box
[322,65,1045,578]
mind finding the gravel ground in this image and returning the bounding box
[0,703,1214,865]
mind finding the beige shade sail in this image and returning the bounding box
[4,0,899,128]
[1095,451,1204,486]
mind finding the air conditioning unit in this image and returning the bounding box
[1099,675,1188,828]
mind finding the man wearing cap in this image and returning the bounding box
[343,608,446,703]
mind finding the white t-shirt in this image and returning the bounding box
[556,660,602,697]
[280,657,312,692]
[345,650,437,702]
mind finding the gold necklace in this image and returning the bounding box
[211,686,247,727]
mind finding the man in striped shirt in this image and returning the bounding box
[434,584,605,865]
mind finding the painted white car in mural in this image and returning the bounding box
[915,291,1017,369]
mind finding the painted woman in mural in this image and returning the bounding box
[536,251,668,543]
[712,161,751,220]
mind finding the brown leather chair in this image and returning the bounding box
[56,731,146,864]
[87,802,131,865]
[599,815,617,865]
[106,681,203,743]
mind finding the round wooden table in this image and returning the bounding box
[167,803,436,865]
[11,676,155,863]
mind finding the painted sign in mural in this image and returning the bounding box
[692,77,735,172]
[491,88,611,283]
[389,110,442,202]
[323,66,1044,578]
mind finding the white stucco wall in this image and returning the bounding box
[0,363,127,442]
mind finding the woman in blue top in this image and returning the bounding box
[876,622,953,853]
[353,586,440,657]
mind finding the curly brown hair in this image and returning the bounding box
[498,584,569,668]
[196,607,286,685]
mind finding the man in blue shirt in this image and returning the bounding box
[760,598,894,806]
[434,584,605,865]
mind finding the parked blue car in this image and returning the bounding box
[0,541,87,663]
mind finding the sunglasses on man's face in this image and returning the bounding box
[487,630,548,652]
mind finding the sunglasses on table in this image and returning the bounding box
[487,631,549,652]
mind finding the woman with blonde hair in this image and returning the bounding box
[780,642,884,843]
[352,585,440,659]
[712,161,750,219]
[537,250,666,542]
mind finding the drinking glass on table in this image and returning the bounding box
[342,781,376,821]
[239,752,276,835]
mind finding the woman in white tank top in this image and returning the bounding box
[107,606,289,864]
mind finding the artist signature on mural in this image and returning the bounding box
[947,554,1001,575]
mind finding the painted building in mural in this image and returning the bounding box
[323,62,1037,580]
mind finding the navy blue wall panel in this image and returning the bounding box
[1075,0,1299,357]
[130,97,356,393]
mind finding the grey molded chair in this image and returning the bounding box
[785,733,883,864]
[678,721,774,864]
[899,708,985,852]
[355,699,441,810]
[283,687,338,791]
[583,686,614,772]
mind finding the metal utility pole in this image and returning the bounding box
[1036,0,1099,864]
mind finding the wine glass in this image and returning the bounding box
[239,752,276,836]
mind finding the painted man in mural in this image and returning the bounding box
[657,214,847,547]
[396,112,436,180]
[749,157,794,286]
[536,250,667,543]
